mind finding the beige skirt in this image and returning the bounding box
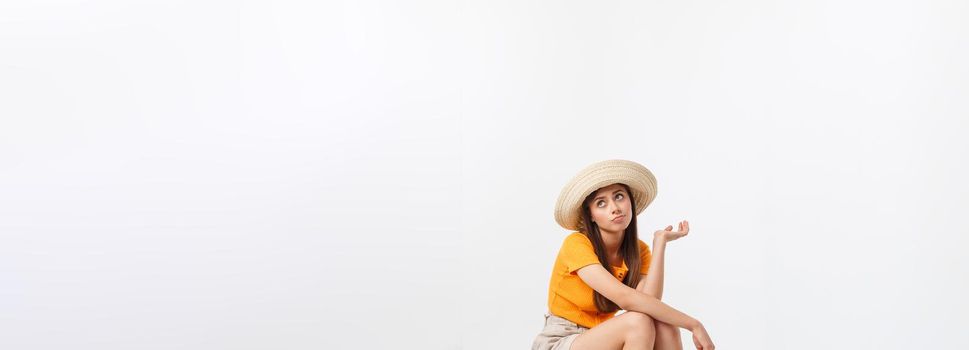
[531,312,590,350]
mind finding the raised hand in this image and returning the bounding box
[653,220,690,242]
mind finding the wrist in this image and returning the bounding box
[652,233,667,244]
[688,319,704,332]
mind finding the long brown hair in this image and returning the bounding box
[578,183,643,314]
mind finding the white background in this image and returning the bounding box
[2,0,967,349]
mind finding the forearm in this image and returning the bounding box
[641,237,666,299]
[620,289,700,331]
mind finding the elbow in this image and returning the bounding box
[617,288,658,311]
[614,288,637,311]
[640,282,661,300]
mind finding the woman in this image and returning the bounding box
[532,159,715,350]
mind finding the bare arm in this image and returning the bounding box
[636,235,667,299]
[637,220,691,299]
[576,263,700,331]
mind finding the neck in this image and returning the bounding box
[599,228,624,260]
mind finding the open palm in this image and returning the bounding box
[654,220,690,242]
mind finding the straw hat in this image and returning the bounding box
[554,159,658,231]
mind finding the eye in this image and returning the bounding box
[596,200,605,208]
[615,193,624,200]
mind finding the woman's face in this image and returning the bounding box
[588,183,632,233]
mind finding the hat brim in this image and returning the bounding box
[554,159,658,231]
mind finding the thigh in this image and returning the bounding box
[570,312,654,350]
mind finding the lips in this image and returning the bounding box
[612,215,626,222]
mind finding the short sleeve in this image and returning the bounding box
[639,239,652,274]
[560,233,602,274]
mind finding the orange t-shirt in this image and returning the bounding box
[546,232,652,329]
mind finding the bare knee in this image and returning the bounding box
[624,312,656,338]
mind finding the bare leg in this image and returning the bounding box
[571,312,656,350]
[652,320,683,350]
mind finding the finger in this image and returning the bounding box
[665,225,673,231]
